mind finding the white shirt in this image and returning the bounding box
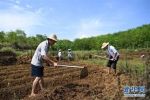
[58,51,62,57]
[31,40,49,67]
[107,45,119,60]
[68,51,72,57]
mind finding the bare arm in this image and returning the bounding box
[110,53,117,61]
[42,55,57,67]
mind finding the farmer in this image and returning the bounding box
[140,54,145,60]
[68,49,72,61]
[58,49,62,61]
[101,42,119,75]
[30,34,58,96]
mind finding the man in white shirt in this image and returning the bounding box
[58,49,62,61]
[68,49,72,61]
[101,42,119,75]
[30,34,58,96]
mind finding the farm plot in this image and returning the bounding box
[0,60,145,100]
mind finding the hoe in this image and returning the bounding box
[89,54,109,60]
[47,64,88,79]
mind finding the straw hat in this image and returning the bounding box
[59,49,61,51]
[47,34,58,41]
[101,42,109,49]
[68,49,71,51]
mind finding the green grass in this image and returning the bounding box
[0,47,32,56]
[79,58,107,67]
[0,47,17,56]
[79,58,146,76]
[52,50,146,75]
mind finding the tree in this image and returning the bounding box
[0,31,6,43]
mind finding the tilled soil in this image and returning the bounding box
[0,60,143,100]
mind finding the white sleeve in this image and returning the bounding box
[110,46,117,53]
[41,43,48,56]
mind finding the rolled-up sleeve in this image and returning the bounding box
[111,46,117,53]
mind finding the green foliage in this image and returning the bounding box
[0,31,6,43]
[4,30,27,49]
[1,47,14,52]
[0,47,30,56]
[0,47,17,56]
[0,24,150,50]
[53,39,73,51]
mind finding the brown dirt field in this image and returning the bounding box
[1,50,149,100]
[0,61,144,100]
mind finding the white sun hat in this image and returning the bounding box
[47,34,58,41]
[101,42,109,49]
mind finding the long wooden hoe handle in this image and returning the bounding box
[91,54,109,60]
[58,65,85,68]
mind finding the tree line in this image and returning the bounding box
[0,24,150,51]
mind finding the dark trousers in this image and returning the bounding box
[31,64,44,77]
[107,56,119,69]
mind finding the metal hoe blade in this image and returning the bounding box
[80,67,88,79]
